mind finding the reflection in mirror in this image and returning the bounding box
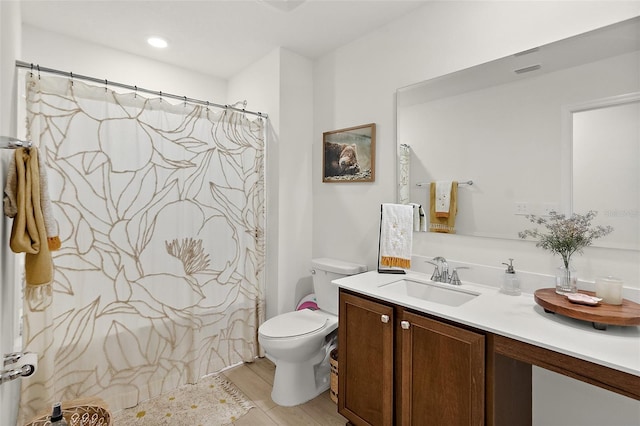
[396,16,639,249]
[570,94,639,250]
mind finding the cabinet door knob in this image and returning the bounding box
[401,320,410,329]
[381,315,390,323]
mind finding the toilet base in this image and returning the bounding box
[268,348,333,406]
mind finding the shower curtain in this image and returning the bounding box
[19,75,266,422]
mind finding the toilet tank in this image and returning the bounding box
[311,258,367,315]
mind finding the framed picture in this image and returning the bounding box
[322,123,376,183]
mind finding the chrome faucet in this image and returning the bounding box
[449,266,469,286]
[433,257,449,283]
[424,260,441,281]
[425,256,451,283]
[426,257,469,285]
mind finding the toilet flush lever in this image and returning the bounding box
[381,315,390,323]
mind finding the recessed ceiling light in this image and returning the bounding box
[147,37,168,49]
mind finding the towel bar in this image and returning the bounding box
[416,180,473,187]
[0,135,32,148]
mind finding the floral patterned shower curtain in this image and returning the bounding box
[19,75,265,422]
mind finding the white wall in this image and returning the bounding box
[276,50,314,313]
[228,47,314,318]
[0,5,23,426]
[22,25,227,102]
[313,2,640,425]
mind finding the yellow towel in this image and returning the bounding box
[37,148,61,250]
[8,148,54,290]
[379,203,413,269]
[429,181,458,233]
[5,147,60,250]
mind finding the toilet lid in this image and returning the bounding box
[260,310,327,338]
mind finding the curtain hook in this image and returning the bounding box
[37,65,40,80]
[183,96,187,107]
[159,91,163,102]
[70,71,74,86]
[30,63,34,78]
[105,79,108,92]
[134,85,137,98]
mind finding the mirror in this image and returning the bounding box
[397,16,640,250]
[570,93,639,250]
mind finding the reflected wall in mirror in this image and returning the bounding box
[570,93,639,250]
[396,16,640,250]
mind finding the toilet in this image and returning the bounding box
[258,258,367,406]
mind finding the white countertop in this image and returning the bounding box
[335,270,640,377]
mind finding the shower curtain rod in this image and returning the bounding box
[15,60,268,119]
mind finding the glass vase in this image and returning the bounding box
[555,264,577,295]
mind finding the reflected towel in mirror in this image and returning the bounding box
[429,181,458,233]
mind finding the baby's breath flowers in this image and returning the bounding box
[518,210,613,268]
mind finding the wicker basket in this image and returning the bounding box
[330,348,338,404]
[25,397,111,426]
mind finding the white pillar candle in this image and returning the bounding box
[595,276,624,305]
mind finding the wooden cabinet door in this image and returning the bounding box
[399,310,485,426]
[338,290,394,426]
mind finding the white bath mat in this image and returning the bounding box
[112,374,254,425]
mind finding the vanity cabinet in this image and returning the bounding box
[338,290,394,425]
[338,290,485,426]
[398,310,484,426]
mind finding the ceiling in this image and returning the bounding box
[20,0,428,79]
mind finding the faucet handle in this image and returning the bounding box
[449,266,469,286]
[424,260,440,281]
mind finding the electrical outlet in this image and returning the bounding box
[542,203,560,217]
[514,202,530,215]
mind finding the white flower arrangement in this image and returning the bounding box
[518,210,613,267]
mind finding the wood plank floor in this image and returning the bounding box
[221,357,348,425]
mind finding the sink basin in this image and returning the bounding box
[378,279,479,307]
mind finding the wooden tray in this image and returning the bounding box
[534,288,640,330]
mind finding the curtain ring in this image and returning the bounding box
[37,65,40,80]
[30,63,34,78]
[70,71,74,86]
[134,85,137,98]
[159,91,163,102]
[183,96,187,107]
[105,79,108,92]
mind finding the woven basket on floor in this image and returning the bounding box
[330,348,338,404]
[25,397,111,426]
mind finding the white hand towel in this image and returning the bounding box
[408,203,421,232]
[435,180,453,217]
[419,205,427,232]
[380,203,413,269]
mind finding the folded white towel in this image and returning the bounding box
[380,203,413,269]
[435,181,453,217]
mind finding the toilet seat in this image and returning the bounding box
[260,310,328,338]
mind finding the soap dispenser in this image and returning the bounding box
[50,402,68,425]
[501,258,521,296]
